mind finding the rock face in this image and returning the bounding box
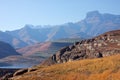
[0,41,20,58]
[42,30,120,65]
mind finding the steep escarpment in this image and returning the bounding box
[42,30,120,65]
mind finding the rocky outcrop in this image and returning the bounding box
[13,69,28,76]
[0,68,37,79]
[0,68,18,80]
[1,73,13,80]
[42,30,120,65]
[13,68,37,76]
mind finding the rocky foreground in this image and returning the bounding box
[42,30,120,65]
[0,68,18,79]
[1,30,120,80]
[10,53,120,80]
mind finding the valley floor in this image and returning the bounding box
[11,53,120,80]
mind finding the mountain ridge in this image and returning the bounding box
[0,11,120,48]
[16,41,73,57]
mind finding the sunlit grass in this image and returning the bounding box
[12,54,120,80]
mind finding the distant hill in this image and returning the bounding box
[42,30,120,65]
[0,39,80,68]
[0,11,120,48]
[17,42,73,58]
[0,41,20,59]
[0,31,28,48]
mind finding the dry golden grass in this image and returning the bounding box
[12,54,120,80]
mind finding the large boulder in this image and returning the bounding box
[13,69,28,76]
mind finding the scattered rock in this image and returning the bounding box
[13,69,28,76]
[1,73,13,80]
[28,68,37,72]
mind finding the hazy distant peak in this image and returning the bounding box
[86,10,101,18]
[34,25,52,28]
[23,24,53,29]
[63,22,74,25]
[23,24,34,29]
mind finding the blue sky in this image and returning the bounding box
[0,0,120,31]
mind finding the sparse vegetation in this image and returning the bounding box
[11,54,120,80]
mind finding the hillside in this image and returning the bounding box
[3,11,120,48]
[10,54,120,80]
[42,30,120,65]
[17,42,73,57]
[0,31,28,48]
[2,29,119,80]
[0,41,73,68]
[0,41,20,59]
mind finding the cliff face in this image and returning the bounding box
[42,30,120,65]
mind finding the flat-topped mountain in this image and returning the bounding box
[42,30,120,65]
[0,41,20,59]
[1,11,120,48]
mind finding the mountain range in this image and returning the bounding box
[5,29,120,80]
[0,11,120,48]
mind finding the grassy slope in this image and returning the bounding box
[12,54,120,80]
